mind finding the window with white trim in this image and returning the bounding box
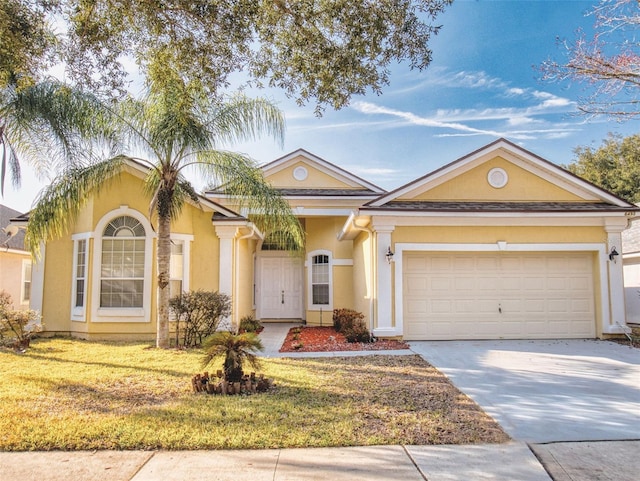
[308,250,333,309]
[21,260,32,304]
[75,239,87,308]
[100,216,146,308]
[71,235,91,320]
[169,240,184,299]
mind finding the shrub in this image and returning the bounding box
[169,290,231,347]
[0,291,42,350]
[202,331,263,382]
[332,308,364,333]
[332,308,372,343]
[239,315,262,333]
[342,322,372,343]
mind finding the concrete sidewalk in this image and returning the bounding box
[0,443,553,481]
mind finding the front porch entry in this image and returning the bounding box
[257,254,303,320]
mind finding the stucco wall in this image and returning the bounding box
[0,252,30,310]
[406,156,584,202]
[40,170,221,341]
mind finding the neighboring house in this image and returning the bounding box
[20,139,637,341]
[622,211,640,325]
[0,205,32,310]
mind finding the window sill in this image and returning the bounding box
[94,307,148,322]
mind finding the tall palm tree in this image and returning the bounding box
[25,75,304,348]
[0,79,110,195]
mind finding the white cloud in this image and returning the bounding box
[351,100,580,141]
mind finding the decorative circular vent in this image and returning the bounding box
[293,166,308,181]
[487,168,508,188]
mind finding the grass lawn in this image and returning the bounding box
[0,338,509,451]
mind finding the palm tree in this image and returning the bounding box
[25,74,304,348]
[0,79,110,195]
[202,331,264,383]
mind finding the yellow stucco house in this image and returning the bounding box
[24,138,637,340]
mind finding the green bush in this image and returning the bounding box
[332,308,362,332]
[239,315,262,333]
[343,322,372,343]
[332,308,372,343]
[169,290,231,347]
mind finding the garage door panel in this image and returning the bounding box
[569,276,591,290]
[431,300,451,313]
[404,274,428,290]
[430,278,450,290]
[403,252,596,340]
[406,299,428,315]
[522,299,546,314]
[476,257,500,270]
[548,299,569,313]
[431,257,451,270]
[571,299,592,313]
[453,256,476,270]
[455,299,477,313]
[522,277,545,290]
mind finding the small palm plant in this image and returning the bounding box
[202,331,264,383]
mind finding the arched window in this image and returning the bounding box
[100,216,146,308]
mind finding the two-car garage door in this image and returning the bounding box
[403,252,596,340]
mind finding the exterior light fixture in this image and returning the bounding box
[386,246,394,264]
[609,246,619,262]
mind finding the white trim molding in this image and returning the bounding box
[70,232,93,322]
[373,226,395,337]
[20,258,32,306]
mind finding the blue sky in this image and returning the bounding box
[3,0,639,212]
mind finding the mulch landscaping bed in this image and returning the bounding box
[280,326,410,352]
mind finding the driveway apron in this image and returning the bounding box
[409,339,640,443]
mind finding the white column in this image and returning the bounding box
[373,226,397,337]
[605,227,627,333]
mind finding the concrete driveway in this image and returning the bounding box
[409,339,640,443]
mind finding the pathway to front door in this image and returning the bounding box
[258,255,303,319]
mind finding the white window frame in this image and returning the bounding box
[169,233,193,298]
[71,233,92,321]
[20,259,32,306]
[307,249,333,311]
[90,206,155,322]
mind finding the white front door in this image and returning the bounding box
[259,255,303,319]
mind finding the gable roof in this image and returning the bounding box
[117,158,245,219]
[260,148,386,197]
[10,158,247,227]
[364,138,637,213]
[1,204,27,250]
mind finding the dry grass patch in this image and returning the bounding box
[0,339,508,450]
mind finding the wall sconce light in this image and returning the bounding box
[609,246,619,262]
[386,246,394,264]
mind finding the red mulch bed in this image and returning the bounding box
[279,326,410,353]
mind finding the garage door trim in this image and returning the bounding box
[393,242,608,339]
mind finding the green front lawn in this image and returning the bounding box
[0,339,508,451]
